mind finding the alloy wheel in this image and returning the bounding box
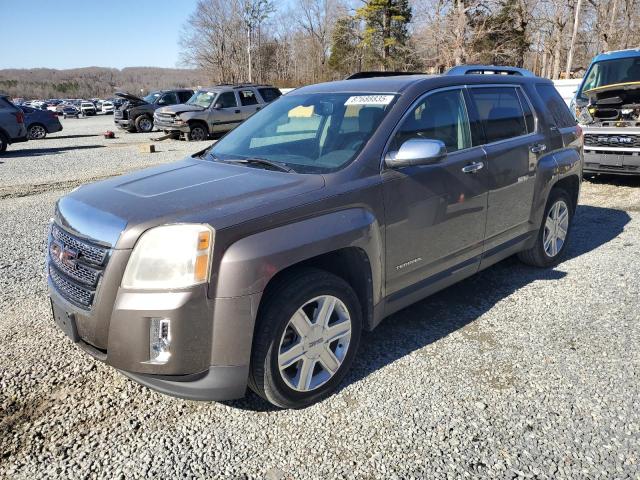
[138,117,152,132]
[190,127,207,141]
[28,125,47,139]
[543,199,569,257]
[277,295,352,392]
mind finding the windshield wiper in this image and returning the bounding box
[223,157,295,173]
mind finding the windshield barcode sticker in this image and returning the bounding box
[344,95,394,106]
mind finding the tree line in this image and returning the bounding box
[181,0,640,84]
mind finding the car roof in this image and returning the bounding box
[200,84,275,92]
[592,48,640,63]
[292,73,548,95]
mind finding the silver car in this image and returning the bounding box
[154,84,282,141]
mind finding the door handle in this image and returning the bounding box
[461,161,484,174]
[234,109,240,114]
[256,106,261,111]
[530,143,547,153]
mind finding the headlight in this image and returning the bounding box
[122,224,214,289]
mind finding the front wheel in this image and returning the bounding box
[518,188,573,267]
[187,124,208,141]
[135,115,153,133]
[249,269,362,409]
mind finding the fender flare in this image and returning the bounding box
[214,208,383,304]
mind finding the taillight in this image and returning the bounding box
[14,111,24,124]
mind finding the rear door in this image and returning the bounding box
[467,85,541,250]
[237,89,262,119]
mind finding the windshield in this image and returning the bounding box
[578,56,640,100]
[187,90,216,108]
[143,92,161,103]
[208,92,395,173]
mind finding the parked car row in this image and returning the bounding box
[114,84,282,139]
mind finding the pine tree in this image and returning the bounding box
[355,0,413,71]
[328,16,362,76]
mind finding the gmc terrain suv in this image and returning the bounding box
[0,94,28,152]
[572,48,640,175]
[114,89,194,133]
[47,73,582,408]
[154,84,281,141]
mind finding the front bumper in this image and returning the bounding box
[114,119,130,128]
[584,150,640,174]
[154,117,190,133]
[48,279,260,401]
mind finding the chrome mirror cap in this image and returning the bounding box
[385,138,447,168]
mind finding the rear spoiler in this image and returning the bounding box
[445,65,536,77]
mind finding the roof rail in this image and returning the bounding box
[345,71,425,80]
[445,65,536,77]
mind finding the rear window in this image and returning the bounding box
[535,84,576,128]
[258,88,282,103]
[0,98,15,109]
[469,87,528,143]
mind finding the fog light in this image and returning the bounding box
[148,318,171,364]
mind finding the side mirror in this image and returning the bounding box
[213,103,223,110]
[385,139,447,168]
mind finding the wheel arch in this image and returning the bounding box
[187,119,210,134]
[28,122,48,133]
[551,174,580,212]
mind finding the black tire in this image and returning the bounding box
[28,124,47,140]
[187,123,208,141]
[134,115,153,133]
[0,133,7,152]
[518,188,574,268]
[249,268,362,409]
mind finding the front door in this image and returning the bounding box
[210,91,242,132]
[383,88,489,300]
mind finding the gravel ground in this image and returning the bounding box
[0,117,638,479]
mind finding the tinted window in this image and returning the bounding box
[390,89,471,153]
[159,93,178,105]
[258,88,281,103]
[470,87,528,143]
[535,84,576,128]
[239,90,258,106]
[216,92,237,108]
[178,91,193,103]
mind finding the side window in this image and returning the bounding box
[239,90,258,106]
[258,88,282,103]
[216,92,238,108]
[178,91,193,103]
[469,87,528,143]
[159,93,178,105]
[535,84,577,128]
[517,89,536,133]
[390,89,471,153]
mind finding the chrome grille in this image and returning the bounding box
[48,224,110,309]
[51,224,107,265]
[49,266,94,307]
[584,134,640,148]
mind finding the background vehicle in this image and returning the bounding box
[62,106,80,119]
[20,105,63,139]
[114,89,193,133]
[101,101,114,114]
[0,94,28,152]
[154,84,281,141]
[80,101,97,116]
[572,48,640,175]
[47,73,582,409]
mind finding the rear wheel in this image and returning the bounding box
[135,115,153,133]
[518,188,573,267]
[249,269,362,409]
[28,124,47,139]
[0,133,7,152]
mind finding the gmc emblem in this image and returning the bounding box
[51,241,78,269]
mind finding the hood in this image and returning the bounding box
[584,82,640,123]
[58,158,326,249]
[157,103,206,115]
[114,91,148,105]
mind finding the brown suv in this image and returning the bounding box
[47,72,583,408]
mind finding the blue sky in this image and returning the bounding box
[0,0,200,69]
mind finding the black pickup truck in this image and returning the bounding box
[114,89,194,133]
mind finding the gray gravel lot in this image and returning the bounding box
[0,115,638,479]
